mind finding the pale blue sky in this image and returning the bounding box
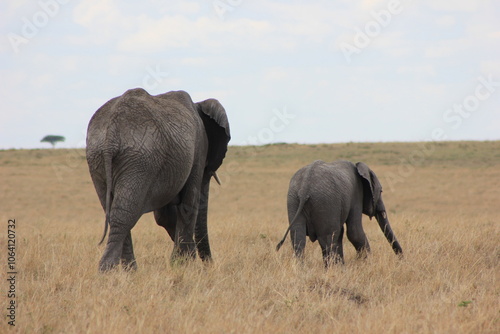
[1,0,499,149]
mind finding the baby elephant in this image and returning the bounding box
[276,160,402,266]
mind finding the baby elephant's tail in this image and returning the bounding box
[276,196,308,251]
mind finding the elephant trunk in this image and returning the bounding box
[375,211,403,255]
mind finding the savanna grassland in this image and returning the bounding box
[1,141,499,333]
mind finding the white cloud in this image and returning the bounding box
[261,1,352,28]
[73,0,121,28]
[60,56,80,72]
[191,89,231,103]
[465,17,500,41]
[421,84,449,99]
[397,65,436,76]
[424,45,452,58]
[424,39,468,58]
[71,0,133,46]
[67,1,357,55]
[424,0,480,12]
[174,1,202,14]
[118,15,282,53]
[359,0,391,11]
[30,73,54,89]
[118,15,194,51]
[367,87,395,104]
[480,61,500,76]
[145,0,203,15]
[436,15,456,27]
[370,31,410,54]
[0,0,43,24]
[180,57,209,66]
[263,67,290,82]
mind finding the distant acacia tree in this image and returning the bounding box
[41,135,65,148]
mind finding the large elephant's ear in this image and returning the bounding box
[356,162,382,218]
[196,99,231,172]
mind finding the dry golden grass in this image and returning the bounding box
[1,141,499,333]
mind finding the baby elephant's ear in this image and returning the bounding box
[356,162,383,218]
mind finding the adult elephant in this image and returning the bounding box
[276,160,402,266]
[86,88,230,272]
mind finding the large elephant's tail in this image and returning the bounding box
[276,195,309,251]
[98,151,113,246]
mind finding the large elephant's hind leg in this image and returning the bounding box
[195,172,212,261]
[121,231,137,271]
[99,191,144,272]
[171,175,202,262]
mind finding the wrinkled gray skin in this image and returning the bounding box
[276,160,402,266]
[86,88,230,272]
